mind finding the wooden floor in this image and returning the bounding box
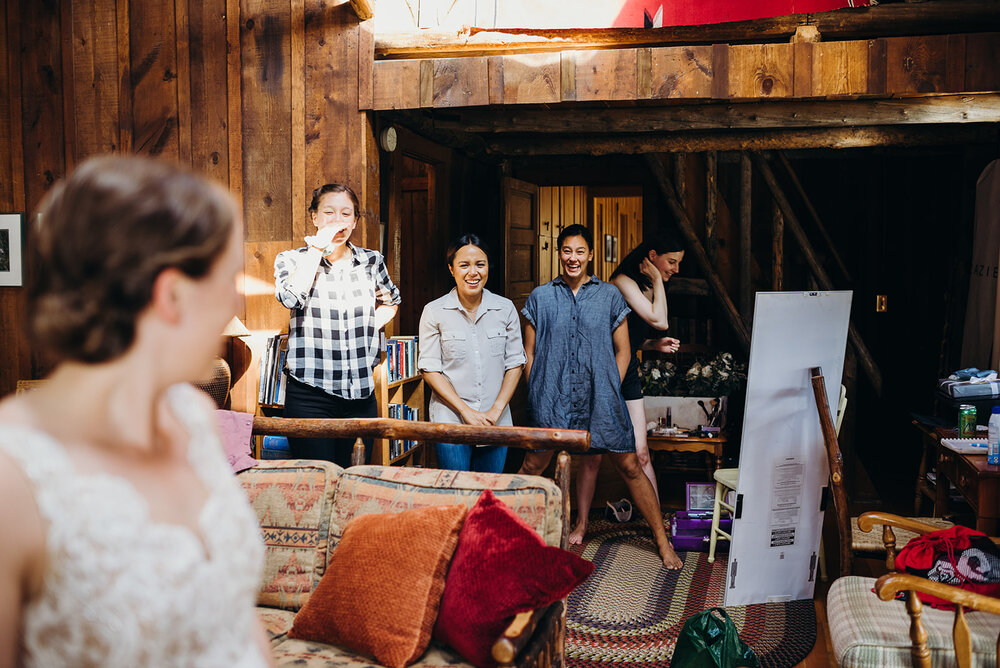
[797,585,837,668]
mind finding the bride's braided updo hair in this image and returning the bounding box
[29,155,237,363]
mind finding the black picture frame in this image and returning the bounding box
[0,213,24,287]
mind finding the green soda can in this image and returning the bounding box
[959,404,977,438]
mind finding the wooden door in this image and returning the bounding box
[504,177,539,312]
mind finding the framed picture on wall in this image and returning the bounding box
[0,213,24,287]
[604,234,616,263]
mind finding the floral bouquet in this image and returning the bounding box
[639,352,747,397]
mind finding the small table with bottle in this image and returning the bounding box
[912,406,1000,535]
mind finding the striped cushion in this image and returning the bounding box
[239,460,342,611]
[328,466,563,562]
[828,575,1000,668]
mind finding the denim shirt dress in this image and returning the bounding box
[521,276,636,453]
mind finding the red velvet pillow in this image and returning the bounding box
[433,489,594,668]
[289,504,468,668]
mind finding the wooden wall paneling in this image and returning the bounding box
[965,33,1000,90]
[637,48,651,98]
[811,40,868,97]
[116,0,133,154]
[129,0,180,159]
[65,0,120,160]
[560,51,576,101]
[175,0,192,164]
[241,0,291,244]
[945,34,966,92]
[793,41,813,97]
[305,0,367,245]
[358,17,373,110]
[225,0,242,197]
[728,43,793,99]
[573,48,637,101]
[488,55,503,104]
[867,38,887,95]
[187,0,231,185]
[501,52,560,104]
[432,56,489,107]
[711,44,729,99]
[59,2,76,170]
[362,111,380,248]
[886,35,949,94]
[291,0,306,241]
[648,45,713,99]
[372,60,421,110]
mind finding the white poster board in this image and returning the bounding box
[724,291,852,606]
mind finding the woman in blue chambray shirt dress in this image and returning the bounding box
[517,224,683,570]
[418,234,526,472]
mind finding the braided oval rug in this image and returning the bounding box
[565,516,816,668]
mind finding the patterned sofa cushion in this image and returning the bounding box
[271,637,473,667]
[239,460,342,611]
[828,575,1000,668]
[327,467,563,561]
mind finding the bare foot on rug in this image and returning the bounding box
[569,520,588,545]
[659,541,683,570]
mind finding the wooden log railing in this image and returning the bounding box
[251,416,590,452]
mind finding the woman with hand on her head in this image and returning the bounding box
[0,155,274,667]
[274,184,400,468]
[418,234,525,472]
[517,224,683,570]
[570,234,685,541]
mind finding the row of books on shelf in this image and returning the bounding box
[387,336,418,383]
[388,402,420,459]
[258,334,288,406]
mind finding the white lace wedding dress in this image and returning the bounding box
[0,384,269,667]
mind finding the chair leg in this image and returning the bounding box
[818,535,828,582]
[708,480,724,563]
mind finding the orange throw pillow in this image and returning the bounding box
[289,504,468,668]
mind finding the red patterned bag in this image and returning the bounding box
[894,525,1000,608]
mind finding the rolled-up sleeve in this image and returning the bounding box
[503,303,527,370]
[521,293,537,328]
[274,250,306,309]
[610,291,630,330]
[373,254,402,306]
[418,304,443,373]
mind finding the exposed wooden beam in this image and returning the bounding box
[485,125,1000,155]
[668,277,710,297]
[434,94,1000,134]
[776,151,853,284]
[375,1,1000,59]
[739,153,752,326]
[348,0,373,21]
[752,151,883,397]
[772,199,784,291]
[645,154,751,352]
[706,151,718,264]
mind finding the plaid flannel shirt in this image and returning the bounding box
[274,243,401,400]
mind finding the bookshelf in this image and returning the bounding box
[257,334,426,467]
[375,335,426,466]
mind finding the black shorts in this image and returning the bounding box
[621,357,643,401]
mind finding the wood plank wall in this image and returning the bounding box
[371,32,1000,109]
[0,0,376,411]
[537,186,587,284]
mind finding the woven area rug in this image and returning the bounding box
[566,515,816,668]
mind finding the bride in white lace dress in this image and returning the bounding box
[0,156,274,667]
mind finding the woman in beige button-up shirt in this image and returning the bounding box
[418,234,526,472]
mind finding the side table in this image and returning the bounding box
[647,433,726,480]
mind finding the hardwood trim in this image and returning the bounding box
[486,125,999,155]
[375,1,1000,60]
[432,93,1000,133]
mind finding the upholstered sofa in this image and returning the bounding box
[237,459,569,667]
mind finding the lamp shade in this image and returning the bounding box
[222,316,251,338]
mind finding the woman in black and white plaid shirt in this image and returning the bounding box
[274,184,400,467]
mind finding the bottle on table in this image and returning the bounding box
[988,406,1000,466]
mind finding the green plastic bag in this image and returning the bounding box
[670,608,760,668]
